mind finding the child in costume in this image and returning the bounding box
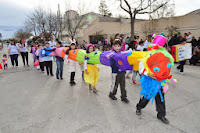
[65,39,78,86]
[176,38,187,74]
[2,54,8,69]
[43,42,54,76]
[84,44,99,93]
[36,44,45,73]
[109,40,129,103]
[136,45,174,124]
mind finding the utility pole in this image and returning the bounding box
[57,4,62,40]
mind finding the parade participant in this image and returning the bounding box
[42,42,54,76]
[2,54,8,69]
[65,39,78,86]
[19,39,29,67]
[136,44,174,124]
[109,40,129,103]
[8,41,20,67]
[143,35,152,51]
[84,44,99,93]
[36,44,45,73]
[55,42,64,79]
[176,38,187,74]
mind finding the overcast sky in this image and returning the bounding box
[0,0,200,26]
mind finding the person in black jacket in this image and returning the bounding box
[109,40,129,103]
[168,33,180,46]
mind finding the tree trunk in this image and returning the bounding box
[130,14,135,39]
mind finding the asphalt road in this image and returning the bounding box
[0,47,200,133]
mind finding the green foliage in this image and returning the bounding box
[165,26,179,37]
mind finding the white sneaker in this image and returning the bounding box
[179,72,184,75]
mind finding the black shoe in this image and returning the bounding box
[136,109,141,116]
[158,116,169,124]
[121,98,129,103]
[60,77,63,80]
[47,73,49,76]
[57,77,59,79]
[70,81,76,86]
[51,74,54,76]
[109,94,117,100]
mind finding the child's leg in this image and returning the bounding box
[56,60,60,78]
[136,96,150,110]
[180,61,186,72]
[49,61,53,75]
[119,73,127,100]
[110,73,119,96]
[125,70,132,78]
[70,72,75,82]
[132,71,138,81]
[39,62,44,71]
[45,61,49,75]
[155,92,166,119]
[60,61,64,78]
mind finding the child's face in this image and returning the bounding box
[88,46,94,53]
[114,44,121,52]
[182,41,186,45]
[141,43,144,46]
[46,43,49,47]
[71,45,75,50]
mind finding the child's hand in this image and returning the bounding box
[118,69,121,72]
[98,68,99,71]
[68,61,70,63]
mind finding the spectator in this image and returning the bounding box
[125,37,130,45]
[128,36,137,51]
[143,35,152,51]
[19,39,29,67]
[49,37,56,47]
[190,46,200,65]
[191,36,197,47]
[168,33,180,46]
[197,37,200,47]
[186,32,193,43]
[8,41,20,67]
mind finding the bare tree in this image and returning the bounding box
[64,1,90,40]
[14,28,32,40]
[119,0,170,38]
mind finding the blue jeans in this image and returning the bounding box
[56,59,64,78]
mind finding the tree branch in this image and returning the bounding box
[119,0,131,14]
[138,0,169,14]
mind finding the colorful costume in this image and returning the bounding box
[84,56,99,87]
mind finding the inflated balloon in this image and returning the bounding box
[34,61,39,66]
[76,49,86,63]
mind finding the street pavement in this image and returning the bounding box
[0,46,200,133]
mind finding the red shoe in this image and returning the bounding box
[132,80,138,84]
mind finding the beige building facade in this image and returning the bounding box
[63,10,200,44]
